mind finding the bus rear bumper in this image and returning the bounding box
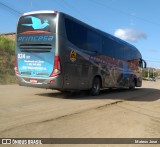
[16,75,63,90]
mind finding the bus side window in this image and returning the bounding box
[87,30,102,53]
[65,18,87,50]
[102,37,113,57]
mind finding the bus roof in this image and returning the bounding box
[23,10,58,16]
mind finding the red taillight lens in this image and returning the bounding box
[50,56,61,77]
[14,54,20,74]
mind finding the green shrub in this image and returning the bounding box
[0,35,16,84]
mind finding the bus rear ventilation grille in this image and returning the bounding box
[19,44,52,52]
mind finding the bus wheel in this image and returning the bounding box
[129,79,136,90]
[91,77,101,96]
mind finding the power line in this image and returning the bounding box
[90,0,160,27]
[59,0,103,28]
[0,1,22,16]
[54,0,71,11]
[146,60,160,63]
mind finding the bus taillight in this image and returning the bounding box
[53,10,58,14]
[14,54,20,74]
[50,56,61,77]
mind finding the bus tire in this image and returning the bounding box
[129,79,136,90]
[91,77,101,96]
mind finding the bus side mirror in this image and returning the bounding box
[140,58,147,68]
[142,59,147,68]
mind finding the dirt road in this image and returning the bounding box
[0,81,160,145]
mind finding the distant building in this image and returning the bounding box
[0,32,16,40]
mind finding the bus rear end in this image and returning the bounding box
[15,11,63,89]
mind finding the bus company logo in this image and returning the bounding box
[22,16,49,30]
[70,50,77,62]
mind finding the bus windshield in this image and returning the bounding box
[16,13,57,78]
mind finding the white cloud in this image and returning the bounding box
[114,28,147,42]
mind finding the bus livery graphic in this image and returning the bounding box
[22,16,49,30]
[15,10,146,95]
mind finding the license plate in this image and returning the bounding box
[30,79,38,83]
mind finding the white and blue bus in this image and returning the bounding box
[15,10,146,95]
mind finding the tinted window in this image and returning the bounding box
[102,37,114,57]
[65,18,102,52]
[65,19,87,50]
[18,13,56,34]
[102,36,125,60]
[87,30,102,52]
[113,41,124,59]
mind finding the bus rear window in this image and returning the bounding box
[17,13,56,34]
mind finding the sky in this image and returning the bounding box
[0,0,160,68]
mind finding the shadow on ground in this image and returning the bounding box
[36,87,160,102]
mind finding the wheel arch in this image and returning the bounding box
[90,75,102,96]
[92,75,102,88]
